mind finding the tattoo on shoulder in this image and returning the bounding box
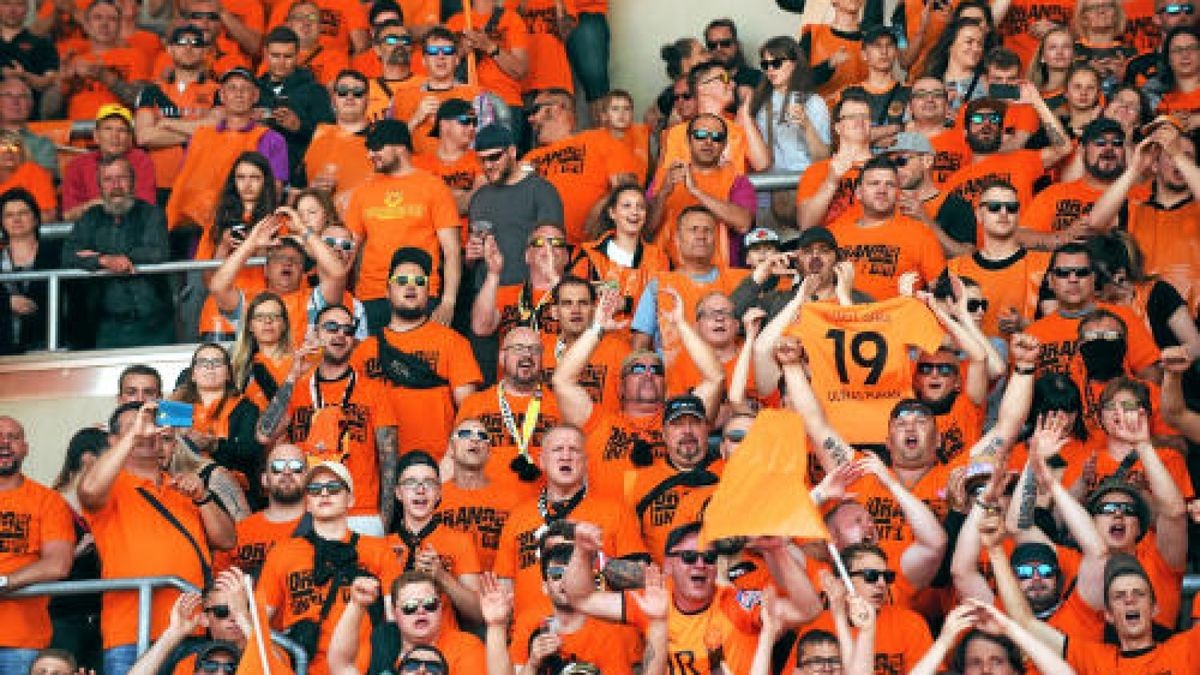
[603,559,646,590]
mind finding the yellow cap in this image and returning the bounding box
[95,103,133,127]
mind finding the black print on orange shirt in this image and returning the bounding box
[874,652,906,675]
[840,244,900,279]
[521,7,562,35]
[1051,200,1090,233]
[602,426,664,461]
[478,411,560,449]
[1038,340,1076,372]
[649,490,681,527]
[318,8,343,37]
[516,526,541,569]
[0,511,31,554]
[865,495,905,542]
[439,506,510,551]
[1000,3,1071,35]
[953,171,1015,205]
[529,145,586,176]
[288,403,370,445]
[235,541,273,577]
[933,151,964,183]
[669,650,700,675]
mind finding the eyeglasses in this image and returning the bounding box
[798,656,842,671]
[759,56,792,70]
[424,44,456,56]
[1082,329,1122,341]
[916,362,958,376]
[1100,400,1143,412]
[1082,2,1115,11]
[691,128,727,143]
[1160,2,1195,14]
[724,429,747,442]
[849,568,896,584]
[197,661,237,674]
[625,362,665,375]
[1090,137,1125,148]
[1095,501,1139,516]
[545,565,566,581]
[251,311,284,323]
[706,38,735,50]
[1170,42,1200,55]
[399,596,441,615]
[503,343,540,355]
[1014,563,1057,580]
[306,480,347,496]
[454,429,489,441]
[187,11,220,20]
[969,111,1003,125]
[379,34,412,46]
[270,458,306,474]
[528,236,568,248]
[390,274,429,287]
[400,658,447,675]
[323,236,354,251]
[172,37,206,47]
[699,71,731,86]
[450,114,477,126]
[966,298,989,312]
[204,604,232,619]
[319,320,357,335]
[334,85,367,98]
[478,150,506,164]
[699,308,734,320]
[193,357,227,370]
[400,477,439,491]
[1051,266,1093,279]
[911,88,946,99]
[668,549,719,565]
[982,200,1020,214]
[839,112,871,122]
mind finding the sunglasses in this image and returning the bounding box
[323,236,354,251]
[966,298,989,312]
[668,549,719,565]
[197,661,237,674]
[320,320,357,335]
[400,659,447,675]
[1160,2,1195,13]
[1095,501,1139,515]
[205,604,232,619]
[1051,266,1093,279]
[335,85,367,98]
[1089,135,1125,148]
[849,568,896,584]
[172,37,207,47]
[1014,563,1057,580]
[379,34,413,46]
[400,596,441,615]
[889,155,912,167]
[691,129,727,142]
[724,429,747,442]
[699,71,731,86]
[760,56,791,70]
[625,362,665,375]
[390,274,429,287]
[969,112,1003,125]
[306,481,347,496]
[706,38,735,49]
[545,565,566,581]
[916,362,958,376]
[1082,329,1122,341]
[454,429,489,441]
[424,44,456,56]
[892,407,931,421]
[270,458,306,474]
[982,200,1020,214]
[478,150,506,163]
[911,88,946,99]
[450,114,477,126]
[187,11,220,20]
[528,236,568,248]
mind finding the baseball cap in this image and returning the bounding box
[474,123,515,152]
[862,25,899,45]
[1080,117,1125,144]
[663,393,706,424]
[305,460,354,494]
[796,225,838,249]
[219,66,257,84]
[965,97,1008,120]
[881,131,934,155]
[196,640,241,663]
[168,24,207,46]
[743,226,781,250]
[96,103,133,127]
[1011,542,1059,570]
[365,119,412,151]
[1086,478,1150,536]
[429,98,475,137]
[389,246,433,276]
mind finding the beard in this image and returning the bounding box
[271,483,305,505]
[386,48,411,66]
[1086,158,1125,182]
[0,459,21,476]
[966,131,1002,154]
[103,194,135,216]
[394,305,427,321]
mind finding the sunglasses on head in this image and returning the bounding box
[669,549,719,565]
[389,273,429,287]
[1160,2,1195,13]
[917,362,958,376]
[760,56,791,70]
[850,568,896,584]
[969,111,1003,125]
[699,71,731,86]
[205,604,232,619]
[379,34,412,46]
[306,480,347,496]
[197,661,237,674]
[1051,266,1093,279]
[335,85,367,98]
[400,596,441,615]
[982,200,1020,214]
[1014,563,1057,580]
[323,236,354,251]
[706,38,735,49]
[399,658,446,675]
[966,298,989,312]
[691,128,727,142]
[320,320,357,336]
[1095,501,1138,515]
[625,362,665,375]
[454,428,489,441]
[529,236,567,248]
[424,44,456,56]
[724,428,747,442]
[270,458,306,474]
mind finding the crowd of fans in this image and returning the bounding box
[2,0,1200,673]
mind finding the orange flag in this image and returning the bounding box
[236,584,296,675]
[699,408,829,546]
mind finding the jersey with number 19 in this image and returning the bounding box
[788,297,945,444]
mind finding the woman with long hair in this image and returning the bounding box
[923,18,989,114]
[230,291,294,411]
[1060,63,1105,137]
[197,151,280,260]
[1028,27,1076,110]
[1157,26,1200,120]
[1072,0,1133,68]
[0,187,57,353]
[751,36,830,173]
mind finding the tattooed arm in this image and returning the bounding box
[255,345,316,444]
[376,426,399,530]
[602,557,647,590]
[1019,81,1072,168]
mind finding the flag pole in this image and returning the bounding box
[463,0,478,86]
[243,572,272,675]
[826,541,855,593]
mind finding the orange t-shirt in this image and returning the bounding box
[786,297,946,445]
[399,0,441,26]
[350,323,483,459]
[412,149,484,209]
[298,45,350,86]
[391,81,482,156]
[136,77,221,189]
[258,533,402,675]
[445,9,529,106]
[996,0,1075,66]
[0,478,75,649]
[540,330,625,413]
[582,409,666,500]
[650,163,747,268]
[933,392,985,467]
[510,613,642,672]
[58,42,150,120]
[303,124,374,196]
[1025,303,1160,375]
[651,268,749,369]
[793,159,862,226]
[655,118,749,185]
[609,125,650,185]
[624,461,722,563]
[625,583,760,675]
[0,162,56,214]
[1158,88,1200,118]
[941,149,1046,208]
[343,169,461,300]
[284,368,400,516]
[437,481,522,571]
[1128,199,1200,311]
[929,128,970,186]
[517,0,577,93]
[802,24,868,106]
[85,471,212,648]
[384,523,481,577]
[796,605,933,674]
[453,385,564,500]
[221,512,301,578]
[569,236,671,326]
[243,352,295,411]
[492,282,561,342]
[1024,179,1115,234]
[207,0,264,66]
[827,213,946,299]
[267,0,368,53]
[523,129,639,244]
[852,466,953,576]
[947,248,1050,337]
[1062,442,1194,502]
[1065,623,1200,675]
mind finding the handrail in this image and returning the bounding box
[1180,573,1200,629]
[0,257,265,351]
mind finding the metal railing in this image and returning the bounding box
[1180,573,1200,629]
[0,257,265,351]
[13,575,308,674]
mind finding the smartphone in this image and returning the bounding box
[932,271,955,301]
[470,220,494,236]
[275,93,290,108]
[155,400,194,428]
[988,83,1020,101]
[230,223,248,241]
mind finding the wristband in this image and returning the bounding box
[1013,364,1036,375]
[193,492,214,507]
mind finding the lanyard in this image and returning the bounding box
[311,369,356,410]
[538,484,586,523]
[518,282,553,331]
[497,380,540,454]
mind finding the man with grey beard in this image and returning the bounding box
[63,155,172,348]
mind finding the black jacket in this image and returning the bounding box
[258,67,335,186]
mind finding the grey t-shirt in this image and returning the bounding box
[466,169,564,287]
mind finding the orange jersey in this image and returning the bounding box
[517,0,577,93]
[399,0,441,26]
[1128,199,1200,311]
[929,128,970,186]
[284,368,400,516]
[303,124,376,196]
[384,523,481,577]
[243,352,295,411]
[798,605,933,675]
[267,0,368,54]
[298,45,350,86]
[58,43,150,119]
[853,466,953,577]
[454,385,564,500]
[624,460,722,563]
[343,169,461,300]
[569,235,671,326]
[655,118,750,185]
[794,159,862,226]
[0,162,56,214]
[625,583,760,675]
[392,81,482,156]
[350,324,482,459]
[1024,178,1112,234]
[0,478,75,649]
[947,249,1050,337]
[787,297,946,445]
[412,149,483,196]
[445,9,529,106]
[437,480,522,571]
[1025,303,1160,375]
[1062,443,1194,502]
[136,77,221,189]
[523,129,639,244]
[933,392,984,466]
[223,512,301,578]
[650,163,749,268]
[827,213,946,299]
[540,331,626,414]
[802,24,868,106]
[582,409,666,500]
[651,268,749,369]
[510,613,642,672]
[942,149,1046,208]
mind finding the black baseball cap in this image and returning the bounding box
[219,66,256,84]
[365,119,412,151]
[168,24,207,46]
[429,98,475,137]
[1080,117,1125,144]
[796,226,838,249]
[663,394,706,424]
[474,123,515,152]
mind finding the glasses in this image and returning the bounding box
[400,477,439,491]
[798,657,841,671]
[478,150,506,164]
[668,549,719,565]
[706,38,735,50]
[193,357,227,370]
[1051,266,1093,279]
[1090,137,1125,148]
[390,274,429,287]
[400,659,447,675]
[1096,501,1139,516]
[1082,329,1122,341]
[204,604,232,619]
[982,200,1020,214]
[503,343,540,355]
[839,112,871,122]
[691,128,727,143]
[379,34,412,46]
[528,236,568,248]
[172,37,206,47]
[916,362,958,376]
[454,429,489,441]
[306,481,347,496]
[849,568,896,584]
[450,114,477,126]
[625,362,665,375]
[724,429,747,443]
[966,298,989,312]
[319,320,357,335]
[1170,42,1200,55]
[699,71,731,86]
[1161,2,1196,13]
[187,11,220,20]
[1014,563,1057,580]
[911,88,946,99]
[270,458,306,474]
[400,596,441,615]
[197,661,237,674]
[335,85,367,98]
[1101,399,1143,412]
[323,236,354,251]
[251,311,284,323]
[699,308,734,320]
[969,111,1003,125]
[759,56,792,70]
[545,565,566,581]
[289,10,320,20]
[1082,2,1115,10]
[424,44,457,56]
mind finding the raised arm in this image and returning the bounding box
[376,426,398,531]
[480,572,516,675]
[668,286,725,419]
[327,576,377,675]
[973,600,1077,675]
[127,593,206,675]
[1088,136,1154,233]
[77,403,153,512]
[728,308,765,413]
[469,235,504,337]
[924,292,989,405]
[208,215,282,313]
[751,276,810,397]
[1121,412,1189,570]
[754,537,824,623]
[255,339,316,444]
[861,454,948,590]
[1160,346,1200,441]
[1020,82,1073,169]
[798,154,852,230]
[560,522,628,622]
[982,511,1066,654]
[909,603,977,675]
[433,226,463,325]
[631,564,671,675]
[950,504,996,604]
[780,339,855,471]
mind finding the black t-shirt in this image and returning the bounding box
[842,82,910,126]
[0,29,59,75]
